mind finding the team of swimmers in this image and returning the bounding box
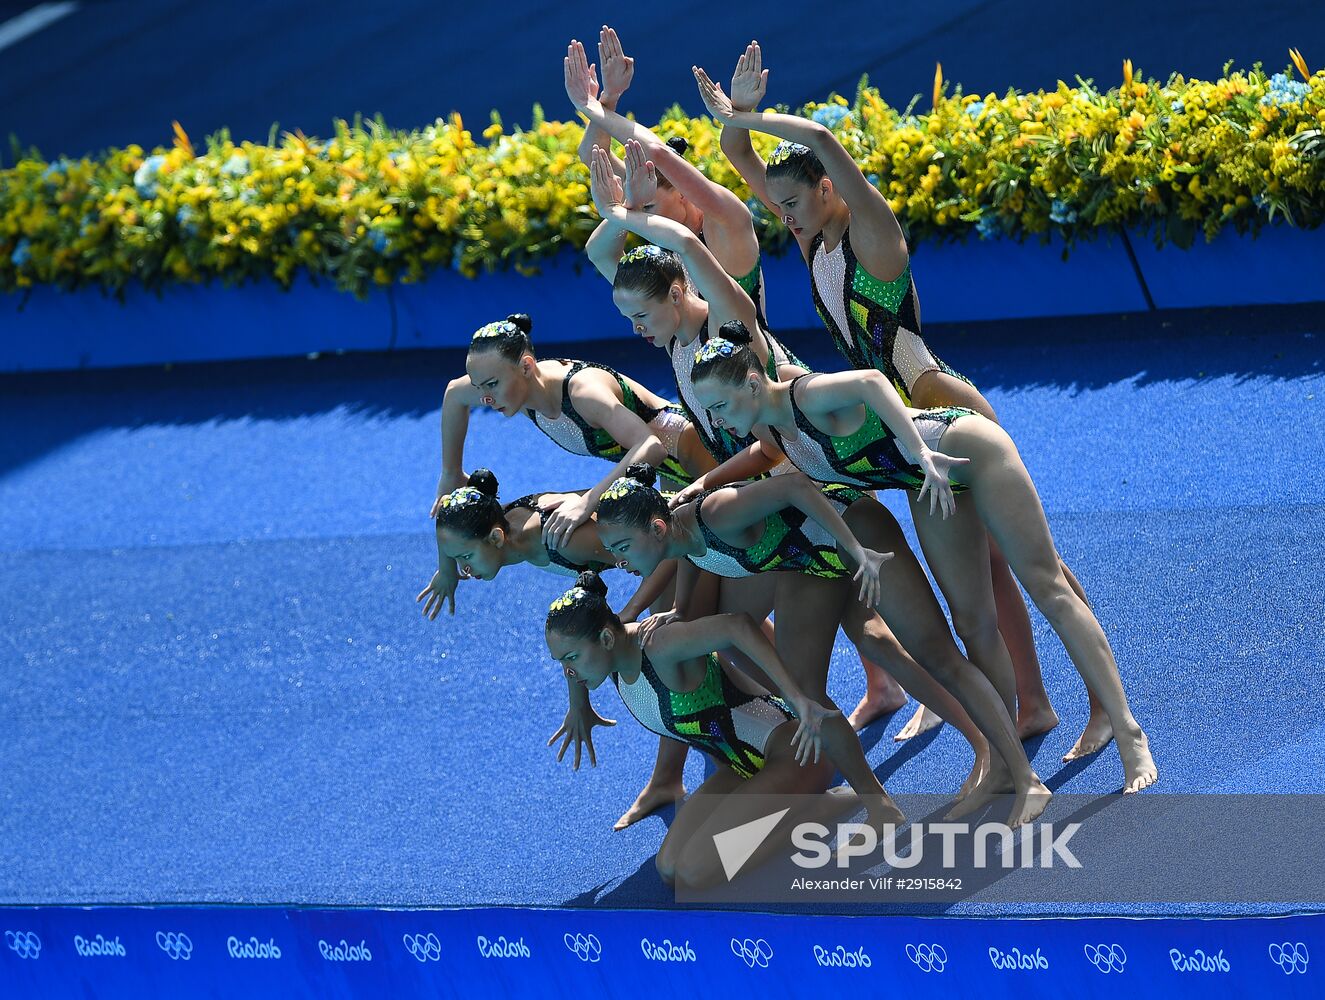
[418,29,1157,890]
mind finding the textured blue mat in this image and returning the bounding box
[2,305,1323,914]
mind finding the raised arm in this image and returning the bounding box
[588,145,758,333]
[801,371,969,518]
[566,36,758,273]
[694,60,907,277]
[572,28,628,177]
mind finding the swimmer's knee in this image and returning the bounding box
[949,606,1000,652]
[655,856,676,886]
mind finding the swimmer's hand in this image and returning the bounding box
[597,25,634,104]
[541,493,592,551]
[548,695,617,770]
[432,469,469,518]
[666,478,705,510]
[563,38,603,117]
[693,65,736,123]
[790,698,840,766]
[622,139,657,211]
[915,447,968,519]
[589,146,625,219]
[416,562,460,619]
[850,546,894,610]
[729,40,769,113]
[637,610,682,648]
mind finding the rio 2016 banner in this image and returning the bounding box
[1,906,1320,998]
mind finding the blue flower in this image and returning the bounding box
[221,153,250,177]
[10,238,32,267]
[975,214,1002,240]
[1170,98,1185,115]
[41,157,73,185]
[1049,199,1077,225]
[133,154,166,198]
[369,228,392,255]
[811,105,850,130]
[175,205,199,236]
[866,173,880,187]
[1260,72,1309,107]
[965,101,985,119]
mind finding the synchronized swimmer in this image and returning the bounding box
[422,27,1158,881]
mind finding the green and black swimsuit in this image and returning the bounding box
[503,495,610,578]
[524,359,694,485]
[808,226,971,404]
[685,484,865,580]
[768,375,974,492]
[613,649,794,779]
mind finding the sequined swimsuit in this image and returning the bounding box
[525,360,694,485]
[768,375,974,492]
[613,649,795,779]
[684,484,865,580]
[809,226,971,403]
[503,495,610,577]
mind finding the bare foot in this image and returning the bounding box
[892,703,942,741]
[833,793,906,868]
[1007,777,1052,828]
[945,763,1014,820]
[1118,728,1158,794]
[1016,702,1060,741]
[848,687,908,731]
[955,742,991,801]
[1063,711,1113,761]
[614,781,685,831]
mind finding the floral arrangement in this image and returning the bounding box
[2,54,1320,299]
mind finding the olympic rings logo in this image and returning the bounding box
[5,930,41,959]
[564,932,601,963]
[402,932,441,963]
[731,937,773,968]
[1084,943,1127,973]
[1269,942,1309,975]
[155,931,193,961]
[906,943,948,973]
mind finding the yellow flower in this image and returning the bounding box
[1123,59,1133,90]
[933,62,943,109]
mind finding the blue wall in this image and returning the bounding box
[3,225,1320,373]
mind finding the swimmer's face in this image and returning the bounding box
[765,175,832,240]
[465,351,532,416]
[547,626,615,690]
[639,182,688,226]
[612,283,683,350]
[438,524,504,581]
[597,518,668,577]
[693,373,760,439]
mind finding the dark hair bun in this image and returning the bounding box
[506,313,533,334]
[665,136,689,157]
[574,570,609,597]
[625,463,658,489]
[718,319,755,346]
[467,468,500,497]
